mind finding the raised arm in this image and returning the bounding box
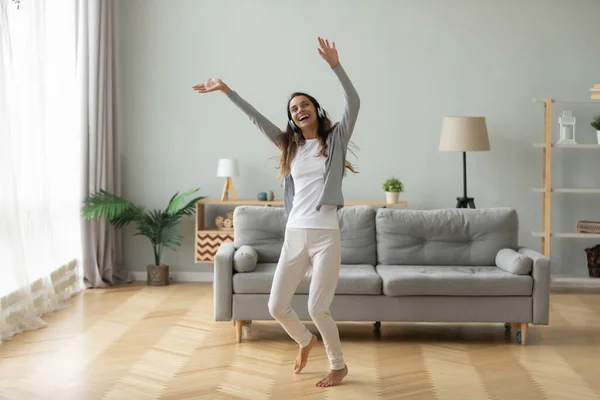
[192,79,283,146]
[318,37,360,142]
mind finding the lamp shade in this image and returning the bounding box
[217,159,239,177]
[439,117,490,152]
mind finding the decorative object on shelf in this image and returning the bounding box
[217,159,239,201]
[591,114,600,144]
[382,177,404,204]
[584,244,600,277]
[439,116,490,209]
[215,212,234,231]
[591,83,600,100]
[557,111,576,144]
[268,191,275,201]
[81,188,205,285]
[257,192,267,201]
[576,220,600,234]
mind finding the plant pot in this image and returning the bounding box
[385,192,399,204]
[147,264,170,286]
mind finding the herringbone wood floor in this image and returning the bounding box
[1,283,600,400]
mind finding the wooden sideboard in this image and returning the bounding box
[194,198,408,263]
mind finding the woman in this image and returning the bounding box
[193,37,359,388]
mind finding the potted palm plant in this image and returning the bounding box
[81,188,205,286]
[591,114,600,144]
[382,177,404,204]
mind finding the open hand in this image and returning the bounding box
[192,78,229,94]
[317,37,339,69]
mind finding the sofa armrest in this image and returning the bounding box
[518,246,551,325]
[214,242,235,321]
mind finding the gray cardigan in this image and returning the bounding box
[227,63,360,217]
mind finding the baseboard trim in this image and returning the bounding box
[551,276,600,292]
[130,271,213,282]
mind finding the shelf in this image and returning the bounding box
[533,188,600,194]
[196,198,408,208]
[197,198,283,206]
[533,143,600,149]
[532,232,600,238]
[197,229,233,234]
[551,276,600,291]
[532,98,600,104]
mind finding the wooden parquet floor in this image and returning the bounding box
[1,282,600,400]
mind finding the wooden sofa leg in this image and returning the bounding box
[235,320,251,343]
[520,323,529,345]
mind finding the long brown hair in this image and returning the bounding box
[276,92,357,179]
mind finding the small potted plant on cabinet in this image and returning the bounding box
[81,188,205,286]
[382,177,404,204]
[591,114,600,144]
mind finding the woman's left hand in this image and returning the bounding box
[317,37,339,69]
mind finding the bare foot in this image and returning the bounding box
[293,335,317,374]
[315,365,348,387]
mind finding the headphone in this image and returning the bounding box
[288,106,326,132]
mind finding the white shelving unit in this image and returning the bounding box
[532,98,600,257]
[532,98,600,288]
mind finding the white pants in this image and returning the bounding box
[268,228,345,370]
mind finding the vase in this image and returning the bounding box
[385,192,399,204]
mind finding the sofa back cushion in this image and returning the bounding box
[234,206,286,263]
[233,205,377,264]
[338,206,377,265]
[376,208,518,266]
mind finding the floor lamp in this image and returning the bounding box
[439,116,490,208]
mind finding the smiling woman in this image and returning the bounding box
[193,36,360,388]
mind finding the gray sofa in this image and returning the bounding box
[214,206,550,345]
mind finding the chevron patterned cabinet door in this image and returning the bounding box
[196,231,234,263]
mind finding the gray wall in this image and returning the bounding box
[115,0,600,278]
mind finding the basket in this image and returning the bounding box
[577,220,600,234]
[147,264,170,286]
[584,245,600,278]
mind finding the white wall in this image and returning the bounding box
[115,0,600,278]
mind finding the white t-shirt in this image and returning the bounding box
[286,139,339,229]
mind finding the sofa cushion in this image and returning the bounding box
[376,265,532,296]
[496,248,532,275]
[233,245,258,272]
[234,206,286,263]
[339,206,376,265]
[233,263,382,295]
[376,208,518,266]
[234,205,377,264]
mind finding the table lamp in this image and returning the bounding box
[217,159,239,201]
[439,116,490,208]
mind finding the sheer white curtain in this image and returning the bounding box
[0,0,82,342]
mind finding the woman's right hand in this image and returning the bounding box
[192,78,231,95]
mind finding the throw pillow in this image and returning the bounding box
[233,245,258,273]
[495,248,532,275]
